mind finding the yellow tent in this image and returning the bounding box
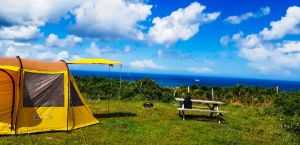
[0,57,120,134]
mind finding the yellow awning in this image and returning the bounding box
[67,58,121,65]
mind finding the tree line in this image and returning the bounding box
[75,76,278,104]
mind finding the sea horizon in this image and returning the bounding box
[70,69,300,92]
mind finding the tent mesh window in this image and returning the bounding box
[70,81,83,106]
[23,72,64,107]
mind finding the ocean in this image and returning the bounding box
[71,70,300,92]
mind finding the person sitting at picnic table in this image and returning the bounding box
[181,93,192,109]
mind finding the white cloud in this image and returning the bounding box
[85,42,111,57]
[147,2,220,46]
[157,49,164,58]
[261,7,271,15]
[0,40,44,58]
[277,41,300,54]
[71,55,83,60]
[124,45,131,53]
[220,35,230,46]
[0,0,82,26]
[130,59,166,70]
[224,6,300,75]
[156,49,190,59]
[37,51,57,60]
[46,33,82,48]
[0,1,83,41]
[0,40,31,47]
[0,26,42,40]
[225,13,254,24]
[237,39,300,74]
[232,32,244,41]
[36,50,70,61]
[3,46,70,61]
[71,0,152,40]
[55,51,70,61]
[4,47,32,58]
[1,40,71,61]
[225,6,270,24]
[229,34,300,75]
[187,67,213,73]
[259,6,300,40]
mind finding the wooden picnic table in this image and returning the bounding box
[175,98,227,123]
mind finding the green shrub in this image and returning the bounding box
[74,76,174,102]
[279,116,300,134]
[274,93,300,116]
[273,92,300,134]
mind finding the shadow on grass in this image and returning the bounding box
[93,112,137,118]
[179,114,226,123]
[0,129,78,136]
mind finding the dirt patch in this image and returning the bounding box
[112,124,128,129]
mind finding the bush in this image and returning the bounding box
[75,76,174,102]
[273,92,300,134]
[280,116,300,133]
[274,93,300,116]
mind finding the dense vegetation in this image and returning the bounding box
[75,76,174,102]
[272,92,300,134]
[75,76,300,136]
[75,76,277,104]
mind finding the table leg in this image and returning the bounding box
[210,105,215,121]
[182,110,185,121]
[217,106,221,124]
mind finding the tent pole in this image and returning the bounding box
[14,56,23,133]
[119,64,122,95]
[108,65,111,115]
[0,69,16,132]
[61,60,72,131]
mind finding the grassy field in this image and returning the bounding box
[0,100,299,145]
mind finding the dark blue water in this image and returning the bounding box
[71,70,300,92]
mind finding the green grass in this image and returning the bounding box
[0,101,299,145]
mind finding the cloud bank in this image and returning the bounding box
[222,6,300,75]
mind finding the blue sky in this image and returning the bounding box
[0,0,300,80]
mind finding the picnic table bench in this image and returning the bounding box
[175,98,227,123]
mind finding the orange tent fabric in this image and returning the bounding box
[0,57,101,134]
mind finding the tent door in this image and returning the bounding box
[0,69,15,132]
